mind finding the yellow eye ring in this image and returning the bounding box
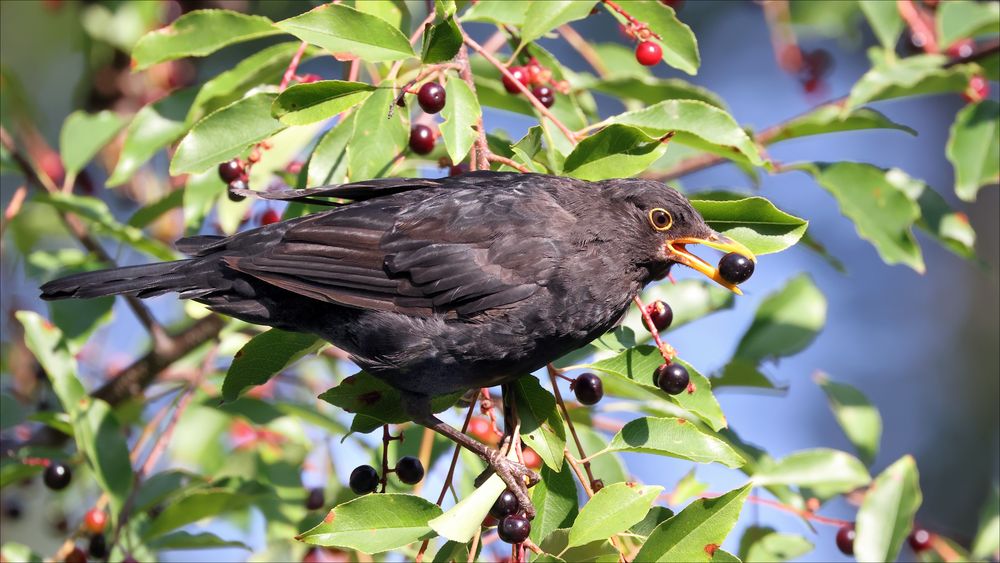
[648,208,673,231]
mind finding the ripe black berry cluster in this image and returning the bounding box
[218,158,249,202]
[502,59,557,108]
[348,456,425,495]
[490,490,531,544]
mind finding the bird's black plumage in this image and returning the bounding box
[41,171,728,514]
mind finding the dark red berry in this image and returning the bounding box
[449,164,466,176]
[395,456,425,485]
[218,159,243,183]
[636,41,663,66]
[227,179,248,202]
[963,75,989,103]
[2,499,23,520]
[525,62,543,84]
[908,527,933,552]
[83,508,107,534]
[88,533,108,559]
[522,448,542,470]
[303,547,323,563]
[490,490,519,519]
[946,38,974,58]
[469,417,497,444]
[64,547,87,563]
[502,66,529,94]
[836,524,856,556]
[573,373,604,405]
[591,479,605,492]
[718,253,754,285]
[43,461,72,490]
[305,487,325,510]
[646,300,673,332]
[417,82,446,114]
[531,86,555,108]
[349,465,379,495]
[123,556,138,563]
[260,209,281,225]
[409,125,435,155]
[655,363,689,395]
[498,514,531,544]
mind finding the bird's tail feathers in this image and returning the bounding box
[40,261,199,301]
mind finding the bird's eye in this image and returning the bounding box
[648,208,673,231]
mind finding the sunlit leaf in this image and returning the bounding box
[636,484,751,562]
[733,274,827,363]
[277,4,415,62]
[272,81,375,126]
[972,486,999,561]
[299,494,442,553]
[222,329,322,402]
[845,49,974,111]
[859,1,903,50]
[564,124,670,181]
[600,417,744,468]
[530,464,579,545]
[769,105,915,144]
[738,526,814,563]
[753,448,871,498]
[814,372,882,465]
[439,75,482,166]
[511,376,566,471]
[855,456,922,563]
[59,110,125,177]
[348,84,407,180]
[937,0,1000,49]
[603,0,699,75]
[519,1,597,46]
[691,193,808,255]
[73,397,134,515]
[946,100,999,202]
[16,311,85,411]
[568,483,662,548]
[131,9,279,70]
[108,89,196,187]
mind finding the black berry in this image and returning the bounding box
[409,125,435,155]
[531,86,555,108]
[349,465,379,495]
[836,524,856,556]
[218,159,243,183]
[2,499,23,520]
[502,66,528,94]
[43,461,72,490]
[655,363,689,395]
[573,373,604,405]
[490,490,519,519]
[417,82,446,114]
[395,456,425,485]
[498,514,531,544]
[227,179,248,202]
[88,533,108,559]
[908,527,932,552]
[646,300,673,332]
[718,252,754,285]
[305,487,325,510]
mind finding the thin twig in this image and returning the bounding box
[486,153,530,173]
[546,365,597,488]
[897,0,938,53]
[633,296,675,362]
[454,42,490,171]
[0,185,27,237]
[559,24,609,77]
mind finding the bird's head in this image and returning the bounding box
[597,178,756,294]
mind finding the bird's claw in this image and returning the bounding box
[476,449,539,519]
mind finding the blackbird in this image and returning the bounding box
[40,171,753,515]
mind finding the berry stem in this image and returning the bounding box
[279,41,310,91]
[486,153,531,173]
[633,296,676,363]
[897,0,939,53]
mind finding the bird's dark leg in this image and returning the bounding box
[403,394,539,518]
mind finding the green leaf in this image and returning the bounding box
[601,417,744,468]
[48,294,114,352]
[73,397,133,515]
[568,483,662,548]
[753,448,871,498]
[937,0,1000,49]
[127,188,185,229]
[171,93,285,175]
[845,49,974,111]
[190,42,320,120]
[439,75,482,166]
[145,481,267,539]
[946,100,999,202]
[972,486,999,560]
[422,16,462,63]
[738,526,814,563]
[530,464,579,545]
[131,9,279,70]
[436,0,457,19]
[564,124,670,181]
[520,1,597,46]
[348,84,407,180]
[690,194,808,255]
[605,100,763,166]
[814,372,882,465]
[59,110,125,177]
[799,162,924,271]
[34,192,176,261]
[733,274,827,363]
[108,89,195,186]
[511,376,566,471]
[636,484,751,562]
[855,456,922,563]
[277,4,415,62]
[769,105,915,144]
[307,114,355,187]
[604,0,699,75]
[906,173,978,260]
[16,311,85,411]
[0,394,26,430]
[319,372,462,433]
[430,449,517,542]
[148,531,249,551]
[0,542,43,563]
[859,1,903,50]
[222,329,322,402]
[667,470,709,506]
[182,169,223,232]
[460,1,530,26]
[272,81,375,126]
[630,506,675,538]
[298,494,442,553]
[585,75,726,109]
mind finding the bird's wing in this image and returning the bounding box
[222,186,569,317]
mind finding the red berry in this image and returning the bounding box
[963,75,989,103]
[836,524,856,556]
[218,159,243,183]
[635,41,662,66]
[646,300,673,332]
[409,125,435,155]
[525,61,543,85]
[469,417,496,443]
[572,373,604,405]
[946,38,974,58]
[417,82,446,114]
[83,508,107,534]
[502,66,529,94]
[908,527,933,552]
[498,514,531,544]
[64,547,87,563]
[260,209,281,225]
[531,86,555,108]
[522,447,542,470]
[655,363,689,395]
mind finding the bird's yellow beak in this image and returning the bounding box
[664,232,756,295]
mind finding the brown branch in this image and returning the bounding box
[897,0,938,53]
[486,153,530,173]
[559,25,608,77]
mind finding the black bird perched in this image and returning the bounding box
[40,171,753,515]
